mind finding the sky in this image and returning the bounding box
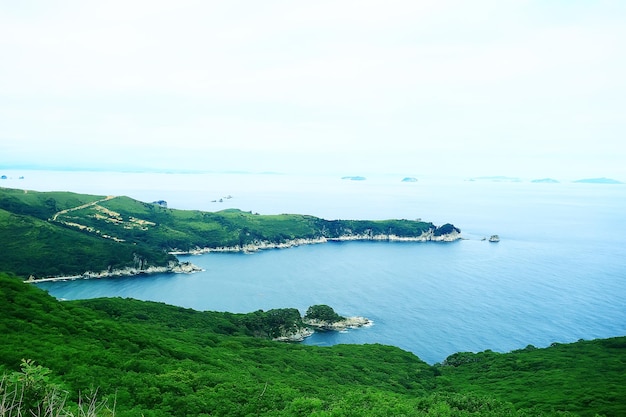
[1,0,625,180]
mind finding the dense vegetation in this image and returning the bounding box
[0,187,455,279]
[1,274,625,416]
[438,342,626,416]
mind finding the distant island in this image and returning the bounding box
[531,178,559,183]
[401,177,418,182]
[573,177,623,184]
[341,176,366,181]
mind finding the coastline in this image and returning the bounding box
[28,261,202,283]
[273,316,374,342]
[29,230,461,283]
[171,230,462,255]
[304,316,373,331]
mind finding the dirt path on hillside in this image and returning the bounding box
[50,195,116,221]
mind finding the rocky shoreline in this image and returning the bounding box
[304,316,373,331]
[171,230,461,256]
[273,316,373,342]
[272,328,315,342]
[28,261,202,283]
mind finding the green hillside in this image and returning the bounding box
[0,186,456,279]
[2,273,625,416]
[437,340,626,416]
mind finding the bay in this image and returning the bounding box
[10,170,625,364]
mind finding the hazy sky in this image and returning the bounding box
[1,1,625,179]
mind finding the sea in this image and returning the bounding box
[4,170,625,364]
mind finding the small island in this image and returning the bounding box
[341,176,366,181]
[531,178,559,183]
[573,177,623,184]
[269,304,371,342]
[401,177,418,182]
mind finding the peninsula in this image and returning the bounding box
[0,187,461,281]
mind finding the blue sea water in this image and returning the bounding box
[11,170,625,364]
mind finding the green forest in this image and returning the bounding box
[2,274,625,416]
[1,186,624,416]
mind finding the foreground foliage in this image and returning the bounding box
[0,187,455,279]
[1,274,624,416]
[0,359,115,417]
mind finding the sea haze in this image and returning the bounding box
[15,170,626,364]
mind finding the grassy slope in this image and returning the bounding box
[83,195,444,251]
[0,208,172,278]
[0,187,105,220]
[1,274,625,416]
